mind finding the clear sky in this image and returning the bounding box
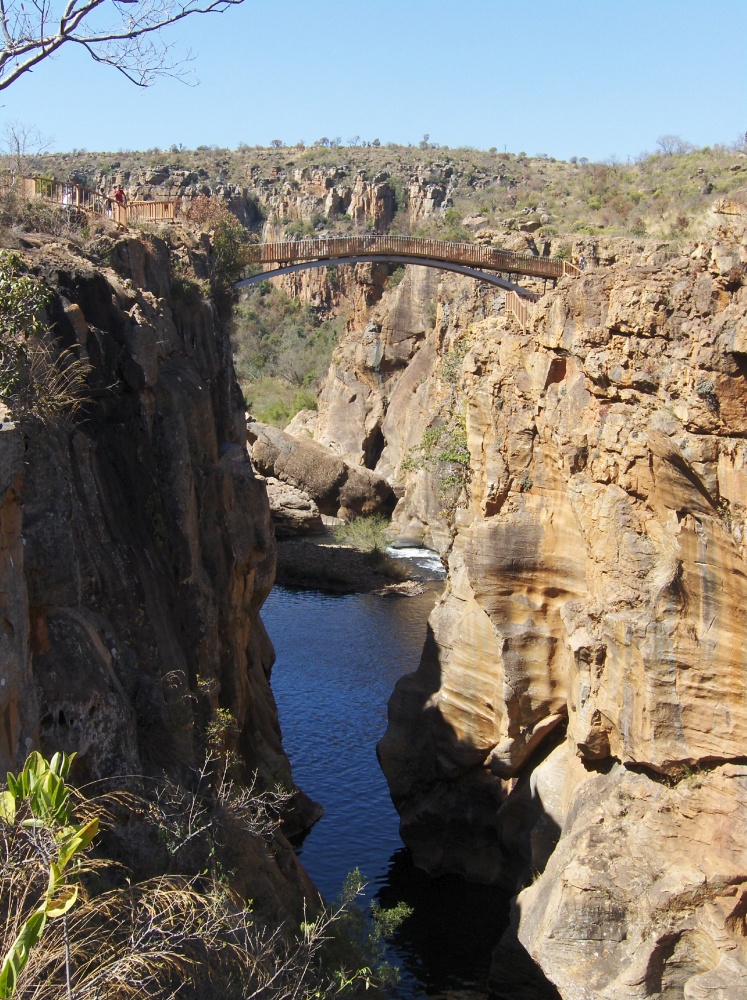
[4,0,746,161]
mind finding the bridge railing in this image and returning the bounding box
[505,290,530,330]
[240,235,578,280]
[128,200,181,223]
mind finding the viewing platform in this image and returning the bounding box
[0,175,181,227]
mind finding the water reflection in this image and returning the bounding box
[375,847,511,997]
[263,584,556,1000]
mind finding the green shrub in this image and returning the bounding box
[400,412,471,518]
[0,752,97,998]
[292,389,318,412]
[285,218,314,239]
[323,869,412,993]
[257,399,291,425]
[333,514,392,554]
[385,266,405,290]
[440,333,472,384]
[0,250,90,425]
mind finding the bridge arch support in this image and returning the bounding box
[235,255,540,298]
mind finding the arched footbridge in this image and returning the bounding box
[7,175,577,328]
[235,235,580,303]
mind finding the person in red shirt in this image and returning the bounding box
[113,185,127,207]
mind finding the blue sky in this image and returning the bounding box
[4,0,746,160]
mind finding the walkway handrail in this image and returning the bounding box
[128,200,179,223]
[0,174,180,227]
[240,235,577,281]
[505,290,530,330]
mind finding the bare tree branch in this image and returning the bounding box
[0,0,246,90]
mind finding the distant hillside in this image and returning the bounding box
[27,141,747,242]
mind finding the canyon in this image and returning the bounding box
[258,189,747,998]
[3,149,747,999]
[0,230,320,933]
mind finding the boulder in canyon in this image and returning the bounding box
[247,419,396,520]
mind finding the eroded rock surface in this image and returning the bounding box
[514,753,747,1000]
[263,476,325,536]
[247,418,396,519]
[2,232,320,866]
[325,213,747,997]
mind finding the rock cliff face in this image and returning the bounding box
[0,231,318,854]
[298,208,747,998]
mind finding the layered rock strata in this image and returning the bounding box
[0,233,319,906]
[305,211,747,997]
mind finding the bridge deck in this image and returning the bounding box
[240,235,578,281]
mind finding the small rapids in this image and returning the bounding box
[385,545,447,579]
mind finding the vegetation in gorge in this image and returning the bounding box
[232,282,343,425]
[0,752,409,1000]
[333,514,392,556]
[400,334,473,518]
[0,250,90,424]
[324,869,412,992]
[401,417,472,518]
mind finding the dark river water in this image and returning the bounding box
[263,581,519,1000]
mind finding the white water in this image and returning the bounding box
[386,545,446,579]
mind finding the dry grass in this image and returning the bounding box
[14,343,92,426]
[0,765,375,1000]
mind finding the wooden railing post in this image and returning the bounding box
[505,291,530,331]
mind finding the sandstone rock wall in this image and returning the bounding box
[302,212,747,998]
[2,234,317,843]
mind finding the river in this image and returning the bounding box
[263,578,556,1000]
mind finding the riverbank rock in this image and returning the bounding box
[274,537,419,594]
[247,419,396,519]
[264,476,325,536]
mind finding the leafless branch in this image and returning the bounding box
[0,0,246,90]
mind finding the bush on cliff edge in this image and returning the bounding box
[0,751,407,999]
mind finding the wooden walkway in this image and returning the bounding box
[3,175,180,226]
